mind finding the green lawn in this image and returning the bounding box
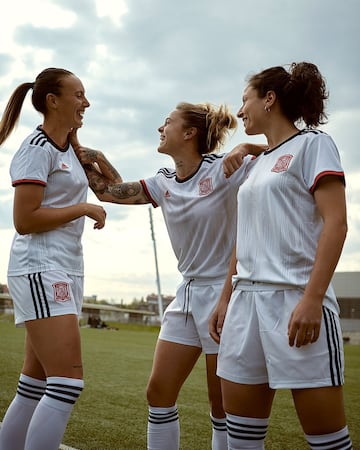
[0,318,359,450]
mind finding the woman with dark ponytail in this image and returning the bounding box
[210,62,353,449]
[0,68,106,450]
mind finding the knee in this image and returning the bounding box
[146,377,176,406]
[146,378,159,404]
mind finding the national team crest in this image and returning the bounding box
[271,154,293,173]
[198,177,213,196]
[52,282,71,302]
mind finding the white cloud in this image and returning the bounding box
[0,0,359,302]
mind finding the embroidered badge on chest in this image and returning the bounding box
[271,154,293,173]
[198,177,213,196]
[52,282,71,303]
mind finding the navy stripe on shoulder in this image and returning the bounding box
[157,168,176,179]
[29,131,48,147]
[203,153,223,164]
[299,129,325,136]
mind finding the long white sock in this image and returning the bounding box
[305,426,353,449]
[0,374,46,450]
[24,376,84,450]
[147,405,179,450]
[226,413,268,450]
[211,414,227,450]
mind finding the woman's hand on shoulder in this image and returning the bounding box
[223,143,266,178]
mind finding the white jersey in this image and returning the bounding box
[234,129,345,313]
[7,126,88,276]
[141,153,249,280]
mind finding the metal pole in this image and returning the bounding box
[148,207,164,320]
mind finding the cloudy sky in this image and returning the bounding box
[0,0,359,304]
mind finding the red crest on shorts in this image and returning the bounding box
[271,154,293,173]
[198,177,213,196]
[52,282,71,302]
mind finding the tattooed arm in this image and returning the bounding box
[70,130,150,204]
[76,147,150,205]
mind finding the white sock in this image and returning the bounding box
[226,413,268,450]
[0,374,46,450]
[211,413,227,450]
[147,405,179,450]
[24,376,84,450]
[305,426,352,449]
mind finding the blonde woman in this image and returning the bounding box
[72,102,262,450]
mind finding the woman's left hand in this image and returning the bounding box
[288,298,322,347]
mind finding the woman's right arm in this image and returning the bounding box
[13,184,106,234]
[209,245,237,343]
[75,146,150,205]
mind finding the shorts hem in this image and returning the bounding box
[217,370,268,385]
[159,334,202,349]
[269,379,344,389]
[15,309,79,327]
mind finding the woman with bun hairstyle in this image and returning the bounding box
[210,62,352,449]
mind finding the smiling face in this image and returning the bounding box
[157,109,186,155]
[52,75,90,130]
[237,84,267,136]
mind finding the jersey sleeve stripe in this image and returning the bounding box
[310,171,345,193]
[140,179,158,207]
[12,179,47,187]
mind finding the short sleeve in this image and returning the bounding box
[10,145,52,187]
[302,133,345,193]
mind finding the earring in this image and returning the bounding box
[264,106,271,113]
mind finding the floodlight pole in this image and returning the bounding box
[148,207,164,320]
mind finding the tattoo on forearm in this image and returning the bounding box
[84,165,141,200]
[109,182,141,199]
[84,149,99,160]
[108,166,121,180]
[84,165,109,194]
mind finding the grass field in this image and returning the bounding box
[0,317,359,450]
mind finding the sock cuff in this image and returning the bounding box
[46,376,84,388]
[20,373,47,388]
[148,405,179,425]
[16,373,46,403]
[148,405,177,414]
[43,376,84,412]
[210,413,227,431]
[226,413,269,426]
[305,426,352,448]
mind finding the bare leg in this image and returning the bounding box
[0,315,83,450]
[24,314,83,378]
[24,315,83,450]
[206,354,224,417]
[147,339,201,406]
[292,386,346,435]
[220,380,275,450]
[146,339,201,450]
[206,354,227,449]
[221,380,275,418]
